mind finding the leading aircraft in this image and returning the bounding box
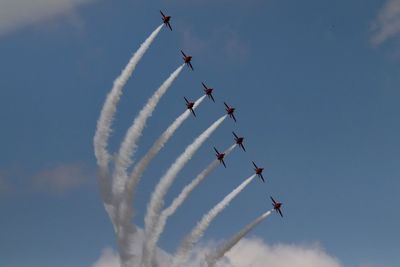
[214,147,226,168]
[270,196,283,217]
[184,97,196,117]
[252,161,265,182]
[181,50,194,70]
[160,11,172,31]
[232,131,245,151]
[224,102,236,122]
[202,82,215,102]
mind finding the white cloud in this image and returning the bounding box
[0,0,96,36]
[221,238,342,267]
[92,235,343,267]
[33,163,90,193]
[92,247,120,267]
[370,0,400,46]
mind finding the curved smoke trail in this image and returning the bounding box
[123,94,207,214]
[113,64,185,267]
[93,24,163,225]
[171,174,257,267]
[116,95,206,266]
[206,210,273,267]
[141,115,227,267]
[112,64,185,202]
[147,144,237,265]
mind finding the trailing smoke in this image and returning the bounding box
[112,64,185,201]
[141,115,227,267]
[93,24,163,227]
[205,210,272,267]
[146,144,237,265]
[171,174,257,267]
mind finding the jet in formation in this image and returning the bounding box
[232,132,245,151]
[214,147,226,168]
[252,161,264,182]
[184,97,196,117]
[224,102,236,122]
[160,11,172,31]
[270,196,283,217]
[202,82,215,102]
[181,50,194,70]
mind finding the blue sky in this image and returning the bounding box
[1,0,399,266]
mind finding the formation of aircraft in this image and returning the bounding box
[160,11,285,218]
[184,97,196,117]
[181,50,194,70]
[252,161,265,182]
[160,11,172,31]
[214,147,226,168]
[232,132,245,151]
[271,196,283,217]
[202,82,215,102]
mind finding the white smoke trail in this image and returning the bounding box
[142,115,227,267]
[171,174,257,267]
[147,144,237,265]
[112,64,185,202]
[124,94,207,212]
[113,64,185,267]
[116,95,206,266]
[93,24,163,222]
[206,210,273,267]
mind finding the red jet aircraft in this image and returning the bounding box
[214,147,226,168]
[252,161,265,182]
[232,131,245,151]
[181,50,194,70]
[184,97,196,117]
[224,102,236,122]
[270,196,283,217]
[202,82,215,102]
[160,11,172,31]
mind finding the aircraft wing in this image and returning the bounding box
[188,62,194,71]
[160,10,165,17]
[202,82,207,89]
[277,208,283,217]
[210,94,215,102]
[240,143,246,152]
[224,102,229,109]
[270,196,276,204]
[232,132,238,139]
[214,147,220,154]
[231,113,237,122]
[184,97,189,104]
[191,109,196,117]
[252,161,258,169]
[167,22,172,31]
[181,50,186,57]
[221,159,227,168]
[260,174,265,183]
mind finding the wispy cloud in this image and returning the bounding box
[0,0,97,36]
[179,26,249,64]
[32,163,91,194]
[370,0,400,46]
[180,26,209,54]
[224,36,249,62]
[0,174,12,194]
